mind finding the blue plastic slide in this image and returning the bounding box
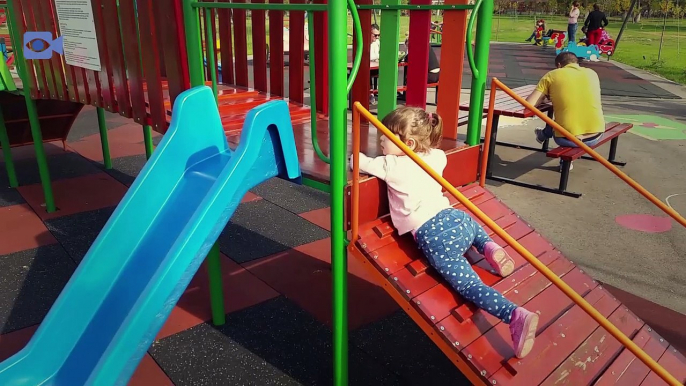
[0,86,301,385]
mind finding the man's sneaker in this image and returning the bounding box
[534,128,547,144]
[483,242,515,277]
[509,307,539,358]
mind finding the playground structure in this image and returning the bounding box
[0,0,685,386]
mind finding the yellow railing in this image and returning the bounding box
[481,78,686,229]
[350,101,682,386]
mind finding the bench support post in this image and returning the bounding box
[608,136,619,162]
[559,159,571,191]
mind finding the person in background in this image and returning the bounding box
[568,2,581,43]
[584,4,608,47]
[402,37,440,83]
[525,52,605,172]
[369,24,381,105]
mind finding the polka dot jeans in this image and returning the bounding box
[415,208,517,323]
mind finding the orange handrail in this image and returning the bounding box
[480,78,686,229]
[350,101,682,386]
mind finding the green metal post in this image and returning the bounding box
[183,0,205,87]
[329,0,349,384]
[183,0,226,326]
[0,108,18,188]
[307,11,330,165]
[377,0,401,119]
[465,0,493,146]
[97,107,112,169]
[6,0,56,212]
[207,242,226,325]
[204,9,219,101]
[143,125,154,159]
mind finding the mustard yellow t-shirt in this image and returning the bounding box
[535,63,605,137]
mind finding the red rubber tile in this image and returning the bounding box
[299,207,331,231]
[242,238,398,330]
[129,354,174,386]
[0,325,38,362]
[67,123,161,162]
[240,191,261,203]
[156,253,279,340]
[0,142,68,162]
[17,173,128,220]
[0,204,57,255]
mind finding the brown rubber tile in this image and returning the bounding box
[298,207,331,231]
[242,238,398,329]
[0,204,57,255]
[67,123,161,163]
[17,173,128,221]
[129,354,174,386]
[156,253,279,340]
[0,325,37,361]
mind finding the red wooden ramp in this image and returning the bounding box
[348,183,686,385]
[0,92,83,149]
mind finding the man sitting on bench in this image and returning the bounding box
[525,52,605,171]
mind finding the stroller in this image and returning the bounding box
[578,27,615,56]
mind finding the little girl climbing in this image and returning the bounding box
[352,106,539,358]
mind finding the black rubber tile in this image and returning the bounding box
[67,107,129,141]
[0,184,25,207]
[218,199,330,264]
[150,297,402,386]
[101,154,147,187]
[0,152,101,186]
[0,244,76,334]
[351,311,470,385]
[44,207,115,264]
[250,176,329,214]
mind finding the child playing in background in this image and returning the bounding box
[351,107,539,358]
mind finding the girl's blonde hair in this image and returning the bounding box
[381,106,443,153]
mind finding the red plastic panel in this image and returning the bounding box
[157,0,189,110]
[489,286,621,385]
[594,326,669,386]
[217,0,235,85]
[268,2,284,96]
[460,268,597,379]
[119,0,146,121]
[102,0,131,116]
[312,0,328,114]
[12,0,39,98]
[251,2,268,92]
[405,0,432,109]
[91,0,113,109]
[38,0,67,100]
[351,0,371,111]
[232,1,249,87]
[287,9,305,103]
[541,306,643,385]
[21,0,49,98]
[137,0,166,132]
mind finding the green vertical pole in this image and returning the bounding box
[465,0,494,146]
[183,0,226,326]
[97,107,112,169]
[204,9,219,101]
[377,0,401,119]
[143,124,154,159]
[330,0,349,384]
[207,242,226,325]
[6,0,56,212]
[0,108,18,188]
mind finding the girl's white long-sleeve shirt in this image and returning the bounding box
[357,149,452,235]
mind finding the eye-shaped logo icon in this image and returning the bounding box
[23,32,63,60]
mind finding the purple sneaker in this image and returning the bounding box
[509,307,539,358]
[483,241,515,277]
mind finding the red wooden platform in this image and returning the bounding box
[348,183,686,385]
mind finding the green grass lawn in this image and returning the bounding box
[491,15,685,84]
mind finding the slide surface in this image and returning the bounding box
[0,86,301,385]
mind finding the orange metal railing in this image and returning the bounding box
[349,101,682,386]
[481,78,686,229]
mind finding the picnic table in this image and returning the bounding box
[459,84,555,192]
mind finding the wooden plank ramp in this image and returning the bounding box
[348,183,686,385]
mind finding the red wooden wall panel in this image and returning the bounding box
[92,0,114,109]
[156,0,188,110]
[288,2,305,103]
[351,0,371,111]
[102,0,131,116]
[11,0,39,99]
[313,0,328,114]
[20,0,49,98]
[136,0,165,132]
[251,0,268,93]
[232,1,248,87]
[118,0,146,123]
[268,1,284,96]
[405,0,432,109]
[217,0,235,85]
